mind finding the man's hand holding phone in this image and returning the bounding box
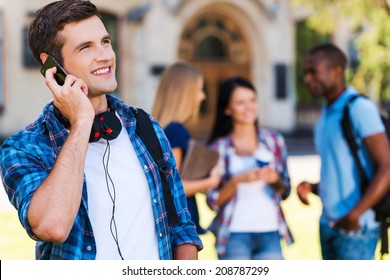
[42,56,94,128]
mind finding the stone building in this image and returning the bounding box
[0,0,353,140]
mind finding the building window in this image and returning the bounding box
[197,36,226,60]
[348,38,359,70]
[100,12,119,96]
[0,13,4,113]
[23,26,40,67]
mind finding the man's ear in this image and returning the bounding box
[40,53,49,64]
[334,65,344,76]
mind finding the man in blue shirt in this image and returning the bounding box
[0,0,202,260]
[297,43,390,259]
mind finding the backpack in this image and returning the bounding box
[131,107,180,227]
[341,94,390,259]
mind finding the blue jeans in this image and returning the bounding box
[219,231,283,260]
[319,223,379,260]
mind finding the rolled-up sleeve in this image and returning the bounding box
[168,159,203,251]
[1,135,50,240]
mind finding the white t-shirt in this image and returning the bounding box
[229,146,279,232]
[85,119,159,260]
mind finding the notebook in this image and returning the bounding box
[180,139,219,180]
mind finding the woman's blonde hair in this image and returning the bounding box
[152,62,202,128]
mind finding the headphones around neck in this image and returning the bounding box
[54,106,122,143]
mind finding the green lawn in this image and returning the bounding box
[197,189,389,260]
[1,188,388,260]
[0,209,35,259]
[197,189,323,260]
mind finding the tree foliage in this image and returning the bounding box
[293,0,390,102]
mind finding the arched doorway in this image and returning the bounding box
[179,12,251,141]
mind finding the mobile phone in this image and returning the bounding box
[40,55,67,86]
[256,159,270,168]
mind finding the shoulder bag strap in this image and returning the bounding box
[132,108,179,226]
[340,94,369,193]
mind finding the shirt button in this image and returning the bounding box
[153,199,157,204]
[87,246,92,251]
[144,165,148,170]
[159,233,163,238]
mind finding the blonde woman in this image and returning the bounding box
[152,62,220,234]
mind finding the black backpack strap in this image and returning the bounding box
[132,107,180,227]
[341,94,390,258]
[340,94,369,193]
[380,216,389,258]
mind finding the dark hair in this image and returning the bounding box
[308,43,348,70]
[28,0,101,65]
[208,76,258,144]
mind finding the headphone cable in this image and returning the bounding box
[102,139,124,260]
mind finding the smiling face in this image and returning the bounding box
[225,86,258,125]
[60,15,117,99]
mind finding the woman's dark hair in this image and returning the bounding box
[28,0,101,65]
[208,76,258,144]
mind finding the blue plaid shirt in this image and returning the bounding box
[206,128,294,257]
[0,94,202,260]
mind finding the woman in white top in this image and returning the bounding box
[206,77,293,260]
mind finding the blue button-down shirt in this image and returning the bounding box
[1,94,202,259]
